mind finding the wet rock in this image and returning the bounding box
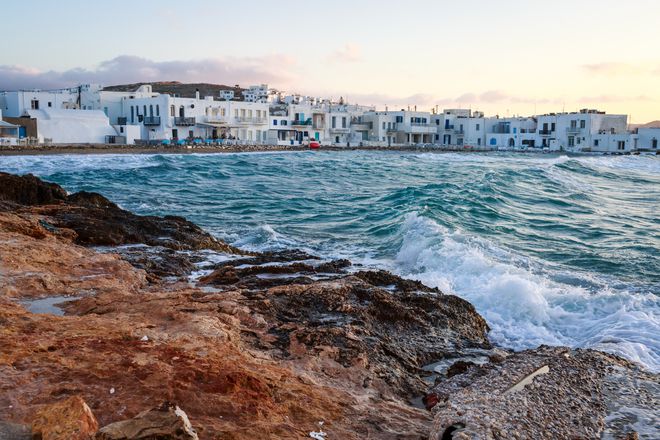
[31,395,99,440]
[95,402,198,440]
[243,275,490,398]
[0,172,242,254]
[0,172,67,206]
[446,360,476,378]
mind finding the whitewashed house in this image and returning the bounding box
[637,128,660,152]
[363,110,435,146]
[536,110,629,152]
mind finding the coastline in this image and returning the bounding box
[0,171,657,439]
[1,143,654,157]
[0,144,507,157]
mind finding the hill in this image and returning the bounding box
[103,81,245,99]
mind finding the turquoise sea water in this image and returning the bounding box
[2,151,659,371]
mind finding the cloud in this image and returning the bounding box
[0,55,299,90]
[328,43,362,63]
[581,61,658,76]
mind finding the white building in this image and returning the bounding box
[363,110,435,145]
[536,110,629,152]
[242,84,270,103]
[637,128,660,151]
[219,90,235,101]
[25,109,117,144]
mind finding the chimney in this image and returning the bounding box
[195,88,200,100]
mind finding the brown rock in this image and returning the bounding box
[95,402,198,440]
[31,395,98,440]
[0,172,67,206]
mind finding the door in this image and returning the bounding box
[172,129,178,139]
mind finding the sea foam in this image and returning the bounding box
[392,212,660,372]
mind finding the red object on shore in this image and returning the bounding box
[309,141,320,149]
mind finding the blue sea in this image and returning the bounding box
[2,151,659,371]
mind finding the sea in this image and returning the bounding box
[2,151,658,372]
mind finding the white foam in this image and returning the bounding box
[390,212,660,372]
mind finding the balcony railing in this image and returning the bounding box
[444,125,455,130]
[143,116,161,126]
[567,127,582,134]
[235,117,267,124]
[174,117,195,126]
[330,127,350,132]
[539,129,553,136]
[292,119,313,126]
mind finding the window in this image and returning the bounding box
[653,138,658,149]
[382,122,386,129]
[476,124,480,131]
[594,140,599,147]
[478,138,481,146]
[120,127,124,133]
[170,105,175,117]
[31,99,39,110]
[234,109,238,117]
[156,105,160,116]
[143,105,147,117]
[273,120,278,126]
[282,120,287,126]
[435,134,439,141]
[342,117,346,128]
[618,141,625,150]
[396,116,403,123]
[436,119,440,126]
[332,116,336,128]
[551,123,556,131]
[48,102,52,108]
[568,136,575,147]
[149,105,153,117]
[130,106,134,123]
[580,120,586,129]
[248,110,252,118]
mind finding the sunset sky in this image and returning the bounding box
[2,0,659,121]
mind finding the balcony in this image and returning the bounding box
[235,116,267,124]
[567,126,582,134]
[539,129,553,136]
[444,125,455,131]
[143,116,161,126]
[351,122,372,131]
[330,127,350,133]
[291,119,313,126]
[174,117,196,126]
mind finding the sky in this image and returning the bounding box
[2,0,660,122]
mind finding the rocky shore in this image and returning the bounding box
[0,172,656,439]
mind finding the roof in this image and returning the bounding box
[0,120,19,128]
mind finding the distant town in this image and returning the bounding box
[1,83,658,153]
